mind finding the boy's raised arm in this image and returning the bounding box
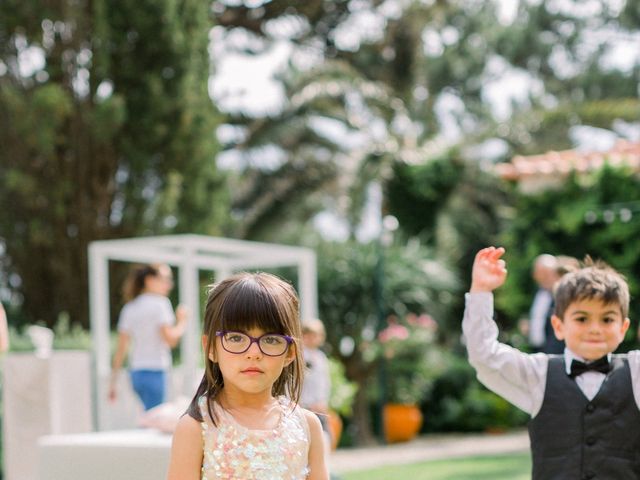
[463,246,547,416]
[470,246,507,293]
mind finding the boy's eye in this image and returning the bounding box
[575,316,587,323]
[602,317,614,324]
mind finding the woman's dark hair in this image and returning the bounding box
[121,264,161,302]
[186,272,304,424]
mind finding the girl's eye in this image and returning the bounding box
[226,334,246,343]
[263,335,283,345]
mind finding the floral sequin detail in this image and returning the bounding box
[199,396,310,480]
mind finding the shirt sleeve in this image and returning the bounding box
[318,351,331,404]
[627,350,640,410]
[117,303,132,333]
[157,297,175,326]
[462,292,548,417]
[528,289,552,347]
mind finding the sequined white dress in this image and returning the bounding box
[199,396,310,480]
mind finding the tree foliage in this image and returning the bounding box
[497,165,640,348]
[0,0,226,327]
[316,239,459,444]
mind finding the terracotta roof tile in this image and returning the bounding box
[495,141,640,188]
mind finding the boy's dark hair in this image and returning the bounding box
[553,257,629,319]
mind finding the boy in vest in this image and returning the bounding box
[463,246,639,480]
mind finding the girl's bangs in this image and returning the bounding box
[219,279,286,334]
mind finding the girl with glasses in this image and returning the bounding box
[167,272,328,480]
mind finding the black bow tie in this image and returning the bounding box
[569,356,611,378]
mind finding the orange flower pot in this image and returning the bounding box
[383,403,423,443]
[327,410,343,450]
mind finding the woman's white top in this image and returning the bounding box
[117,293,175,370]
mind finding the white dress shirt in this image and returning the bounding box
[528,288,553,347]
[300,346,330,408]
[462,292,640,417]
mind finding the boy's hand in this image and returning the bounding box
[470,246,507,292]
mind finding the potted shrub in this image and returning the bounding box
[327,357,357,449]
[376,313,448,442]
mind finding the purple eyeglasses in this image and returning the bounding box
[215,330,293,356]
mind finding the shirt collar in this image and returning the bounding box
[563,349,612,375]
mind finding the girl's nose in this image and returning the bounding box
[245,339,263,357]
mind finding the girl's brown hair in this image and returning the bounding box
[186,272,304,423]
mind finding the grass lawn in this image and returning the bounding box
[340,452,531,480]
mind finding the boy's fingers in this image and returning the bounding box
[477,246,496,259]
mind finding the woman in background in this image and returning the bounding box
[109,263,187,410]
[0,302,9,353]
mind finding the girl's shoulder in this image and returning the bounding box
[277,399,320,438]
[173,413,203,443]
[167,414,204,479]
[298,406,323,434]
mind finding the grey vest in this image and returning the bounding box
[528,355,640,480]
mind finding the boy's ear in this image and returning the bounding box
[202,334,216,362]
[621,317,631,336]
[550,315,565,340]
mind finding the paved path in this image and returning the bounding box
[329,429,530,474]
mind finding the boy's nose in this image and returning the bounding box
[586,322,602,334]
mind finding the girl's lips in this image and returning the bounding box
[242,368,263,374]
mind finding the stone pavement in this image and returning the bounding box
[329,429,530,474]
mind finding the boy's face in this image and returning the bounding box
[551,298,630,361]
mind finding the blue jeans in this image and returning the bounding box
[130,369,166,410]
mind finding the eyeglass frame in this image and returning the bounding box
[215,330,294,357]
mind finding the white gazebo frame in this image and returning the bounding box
[88,234,317,430]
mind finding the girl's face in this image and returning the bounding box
[206,327,296,397]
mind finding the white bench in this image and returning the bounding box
[37,429,173,480]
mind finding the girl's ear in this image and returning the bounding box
[202,334,216,362]
[283,343,296,367]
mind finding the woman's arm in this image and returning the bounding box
[166,415,203,480]
[304,410,329,480]
[108,331,130,402]
[0,304,9,353]
[160,304,188,348]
